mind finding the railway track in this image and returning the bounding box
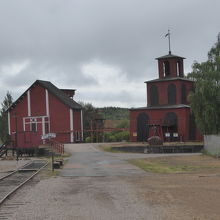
[0,160,48,210]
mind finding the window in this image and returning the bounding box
[168,84,176,104]
[181,84,187,104]
[177,61,180,76]
[30,118,37,132]
[31,122,37,132]
[137,113,149,142]
[163,61,170,77]
[150,85,158,105]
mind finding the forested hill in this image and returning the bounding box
[97,107,129,120]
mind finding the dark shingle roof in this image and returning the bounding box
[145,77,194,83]
[130,104,190,111]
[156,53,185,60]
[8,80,82,111]
[37,80,82,110]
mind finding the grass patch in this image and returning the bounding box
[129,159,203,173]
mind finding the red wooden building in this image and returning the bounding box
[7,80,83,149]
[130,52,202,142]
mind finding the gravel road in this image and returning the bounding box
[0,143,211,220]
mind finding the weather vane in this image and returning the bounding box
[165,29,171,54]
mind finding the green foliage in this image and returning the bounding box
[188,33,220,135]
[104,130,129,142]
[79,102,130,142]
[116,119,129,129]
[78,102,97,141]
[85,137,91,143]
[98,107,129,120]
[0,91,13,142]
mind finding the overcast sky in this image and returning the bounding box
[0,0,219,108]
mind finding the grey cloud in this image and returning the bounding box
[0,0,220,106]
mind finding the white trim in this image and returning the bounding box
[42,117,45,135]
[23,118,25,131]
[146,84,148,105]
[81,110,84,141]
[42,117,46,144]
[27,90,31,116]
[8,112,10,135]
[70,109,74,142]
[45,89,49,116]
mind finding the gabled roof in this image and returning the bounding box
[8,80,82,111]
[156,53,185,60]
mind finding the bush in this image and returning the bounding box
[115,131,129,141]
[104,130,129,142]
[85,137,91,143]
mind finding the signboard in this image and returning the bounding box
[41,133,56,140]
[173,133,179,137]
[165,132,170,137]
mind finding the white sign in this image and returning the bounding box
[41,133,56,140]
[165,132,170,137]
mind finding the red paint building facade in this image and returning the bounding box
[130,53,202,142]
[7,80,83,149]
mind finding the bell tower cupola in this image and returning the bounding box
[156,30,185,79]
[156,54,185,79]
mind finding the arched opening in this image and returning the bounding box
[163,61,170,77]
[181,84,187,104]
[137,113,149,142]
[163,112,178,141]
[168,84,176,104]
[177,61,182,76]
[150,85,158,106]
[189,113,196,140]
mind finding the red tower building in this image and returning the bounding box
[130,52,202,142]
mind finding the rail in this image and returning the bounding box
[0,160,48,206]
[0,142,8,157]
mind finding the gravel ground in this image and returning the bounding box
[6,176,171,220]
[1,143,220,219]
[0,159,31,178]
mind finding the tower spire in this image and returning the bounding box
[165,29,171,54]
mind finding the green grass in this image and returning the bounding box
[129,159,199,173]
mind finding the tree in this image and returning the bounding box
[188,33,220,134]
[0,91,13,142]
[79,102,102,142]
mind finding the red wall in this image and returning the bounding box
[10,95,28,137]
[48,91,70,143]
[130,107,202,142]
[30,85,46,116]
[158,58,184,78]
[73,110,82,131]
[9,83,82,148]
[147,79,194,106]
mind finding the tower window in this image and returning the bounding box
[177,61,181,76]
[150,85,158,106]
[181,84,187,104]
[168,84,176,104]
[163,61,170,77]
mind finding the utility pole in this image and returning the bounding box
[13,112,18,160]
